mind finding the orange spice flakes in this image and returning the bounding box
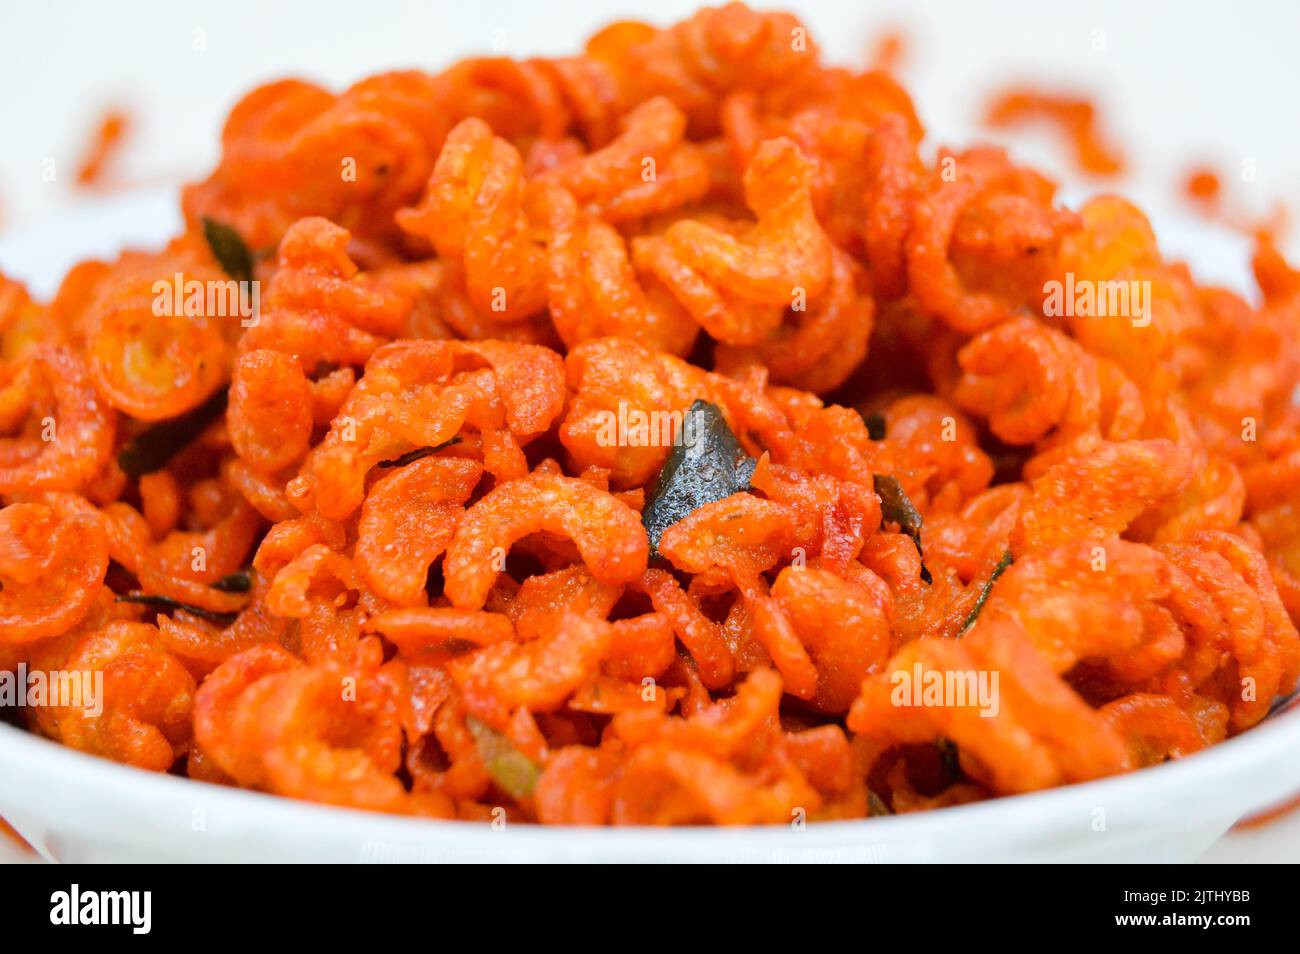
[984,87,1125,176]
[74,108,131,188]
[868,28,908,74]
[1182,165,1222,210]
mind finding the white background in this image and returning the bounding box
[0,0,1297,860]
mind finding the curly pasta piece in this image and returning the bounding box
[87,274,228,420]
[770,565,891,712]
[265,544,358,620]
[907,148,1078,333]
[1099,694,1204,767]
[1133,450,1246,543]
[301,338,563,519]
[240,217,410,371]
[1163,531,1300,728]
[657,492,797,584]
[0,495,108,642]
[984,538,1183,681]
[122,496,262,615]
[926,483,1027,582]
[597,140,717,224]
[601,612,678,683]
[228,349,314,473]
[507,564,622,642]
[879,395,994,512]
[1051,195,1203,388]
[534,96,701,211]
[152,604,271,674]
[1011,439,1194,554]
[533,54,623,146]
[183,73,444,249]
[51,621,196,772]
[955,318,1075,445]
[0,347,115,493]
[713,247,872,393]
[449,612,614,717]
[594,4,820,135]
[220,653,410,812]
[439,56,572,142]
[954,318,1146,482]
[193,643,302,782]
[849,617,1131,794]
[559,337,712,488]
[397,118,546,322]
[444,471,649,609]
[633,138,833,344]
[355,456,483,606]
[539,185,699,356]
[862,112,922,299]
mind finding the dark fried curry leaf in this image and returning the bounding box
[376,436,461,468]
[862,411,887,441]
[212,570,253,593]
[935,737,961,781]
[641,399,757,556]
[957,549,1013,637]
[117,389,229,477]
[867,790,893,816]
[201,216,254,284]
[116,593,237,624]
[466,716,540,801]
[872,474,932,584]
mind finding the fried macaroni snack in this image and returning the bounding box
[2,3,1298,825]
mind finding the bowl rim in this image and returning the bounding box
[1,192,1296,859]
[3,698,1298,855]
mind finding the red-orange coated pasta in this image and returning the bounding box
[2,2,1298,828]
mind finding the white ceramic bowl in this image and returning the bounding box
[1,189,1297,863]
[1,705,1297,862]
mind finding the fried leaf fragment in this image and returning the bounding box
[116,593,237,624]
[862,411,887,441]
[376,436,462,469]
[641,399,757,555]
[872,474,932,584]
[212,570,253,593]
[957,550,1013,637]
[201,216,254,284]
[466,716,541,801]
[117,389,229,477]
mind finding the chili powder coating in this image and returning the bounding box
[0,3,1297,826]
